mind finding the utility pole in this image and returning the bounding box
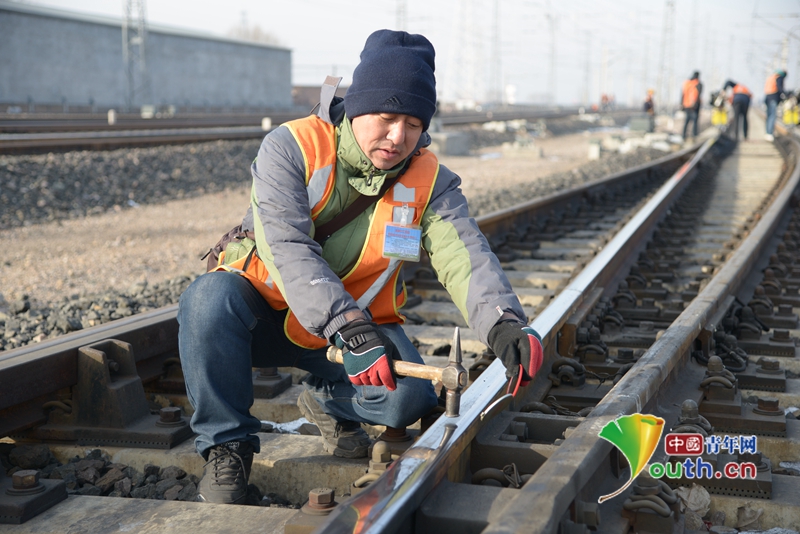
[445,0,482,105]
[583,33,591,107]
[122,0,150,110]
[545,1,557,106]
[601,45,608,98]
[395,0,407,31]
[685,0,698,76]
[642,34,650,98]
[781,36,789,71]
[489,0,501,104]
[727,34,734,79]
[656,0,676,115]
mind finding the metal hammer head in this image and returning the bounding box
[441,327,468,417]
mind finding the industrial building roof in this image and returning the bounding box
[0,0,290,52]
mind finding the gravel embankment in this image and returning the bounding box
[0,139,259,229]
[0,443,294,507]
[0,133,670,353]
[467,146,669,216]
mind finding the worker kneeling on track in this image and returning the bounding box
[177,29,543,505]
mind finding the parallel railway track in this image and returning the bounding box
[3,125,800,533]
[0,107,621,154]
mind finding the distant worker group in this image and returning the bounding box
[641,68,796,143]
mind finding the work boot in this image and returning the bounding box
[197,440,254,504]
[297,388,370,458]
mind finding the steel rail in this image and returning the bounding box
[0,126,270,153]
[477,142,699,241]
[484,135,800,533]
[0,109,635,154]
[0,107,596,133]
[314,136,718,533]
[0,114,305,134]
[0,305,178,437]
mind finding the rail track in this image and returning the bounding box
[0,107,621,155]
[2,123,799,533]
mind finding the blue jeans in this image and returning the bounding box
[766,98,778,135]
[177,271,438,456]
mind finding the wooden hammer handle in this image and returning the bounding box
[326,346,443,382]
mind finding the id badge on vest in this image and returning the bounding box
[382,204,421,262]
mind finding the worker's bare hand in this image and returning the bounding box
[333,320,398,391]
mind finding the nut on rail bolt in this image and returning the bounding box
[156,406,186,427]
[300,487,338,516]
[7,469,46,496]
[13,471,39,491]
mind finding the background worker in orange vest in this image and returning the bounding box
[177,29,543,505]
[765,69,787,141]
[681,71,703,140]
[723,80,752,140]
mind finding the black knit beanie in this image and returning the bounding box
[344,29,437,131]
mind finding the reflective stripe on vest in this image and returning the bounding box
[216,115,439,349]
[682,79,699,108]
[765,74,779,95]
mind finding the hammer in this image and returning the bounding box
[326,327,468,417]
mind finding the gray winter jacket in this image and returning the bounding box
[241,90,525,346]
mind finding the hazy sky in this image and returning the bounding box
[18,0,800,106]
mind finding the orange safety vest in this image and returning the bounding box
[682,79,700,108]
[765,74,779,95]
[732,84,751,97]
[215,115,439,349]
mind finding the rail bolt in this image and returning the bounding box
[308,487,336,509]
[372,441,392,463]
[12,470,39,490]
[369,441,393,473]
[737,451,768,471]
[707,356,725,373]
[758,358,780,371]
[616,348,634,362]
[666,299,684,311]
[680,399,700,422]
[771,329,791,341]
[257,367,280,381]
[754,397,782,416]
[160,407,182,423]
[156,406,186,427]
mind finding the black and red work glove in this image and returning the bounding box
[488,321,544,395]
[333,320,398,391]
